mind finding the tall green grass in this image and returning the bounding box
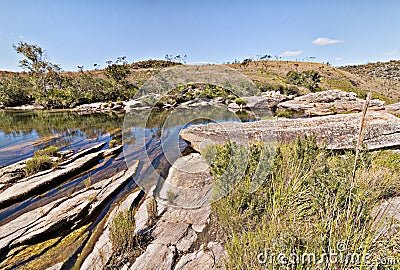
[206,138,400,269]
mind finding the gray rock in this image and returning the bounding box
[176,228,198,252]
[130,153,217,269]
[8,104,45,110]
[130,243,176,270]
[0,144,120,209]
[243,93,287,109]
[386,102,400,116]
[373,196,400,237]
[81,189,143,270]
[46,262,64,270]
[158,205,212,233]
[278,90,385,116]
[180,112,400,151]
[158,153,213,208]
[227,102,241,111]
[174,242,227,270]
[134,197,153,234]
[0,163,139,258]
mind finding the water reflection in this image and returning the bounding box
[0,110,124,167]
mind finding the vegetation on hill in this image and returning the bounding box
[228,60,400,103]
[0,42,173,108]
[1,42,399,108]
[340,60,400,81]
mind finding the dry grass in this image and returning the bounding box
[206,139,400,269]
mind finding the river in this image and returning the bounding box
[0,107,258,268]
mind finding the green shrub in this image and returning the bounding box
[286,70,321,92]
[109,139,117,148]
[33,145,59,157]
[25,155,54,176]
[276,110,293,118]
[109,210,137,253]
[235,98,246,106]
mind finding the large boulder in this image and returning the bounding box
[180,112,400,151]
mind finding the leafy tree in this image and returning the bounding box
[105,57,136,100]
[286,70,321,92]
[13,41,62,105]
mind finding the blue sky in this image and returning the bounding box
[1,0,399,71]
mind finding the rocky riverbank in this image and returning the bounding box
[180,111,400,151]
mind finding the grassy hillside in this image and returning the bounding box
[338,60,400,102]
[228,60,400,103]
[1,59,399,108]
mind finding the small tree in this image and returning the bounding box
[13,41,61,103]
[105,56,135,100]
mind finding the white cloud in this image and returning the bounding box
[312,37,343,46]
[334,57,343,62]
[278,50,303,57]
[384,50,398,56]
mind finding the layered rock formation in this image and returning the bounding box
[278,90,385,116]
[180,112,400,151]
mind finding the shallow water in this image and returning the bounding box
[0,107,260,267]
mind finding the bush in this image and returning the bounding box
[109,210,137,253]
[109,139,117,148]
[34,145,59,157]
[25,155,54,176]
[276,110,293,118]
[235,97,246,106]
[286,70,321,92]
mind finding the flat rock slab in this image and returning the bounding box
[278,90,385,116]
[174,242,227,270]
[386,102,400,116]
[180,112,400,151]
[0,162,139,259]
[0,143,120,209]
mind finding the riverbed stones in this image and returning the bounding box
[180,112,400,151]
